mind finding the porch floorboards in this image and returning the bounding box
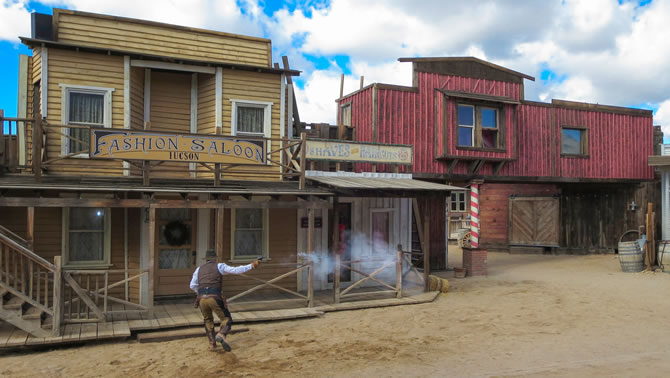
[0,289,439,349]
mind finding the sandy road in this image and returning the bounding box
[3,251,670,377]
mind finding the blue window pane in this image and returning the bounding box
[458,105,474,126]
[481,108,497,128]
[458,127,473,146]
[562,129,582,154]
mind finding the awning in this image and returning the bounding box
[306,171,466,195]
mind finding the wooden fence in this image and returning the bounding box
[227,262,314,307]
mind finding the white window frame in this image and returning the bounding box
[230,208,270,262]
[61,207,112,268]
[457,104,475,147]
[230,99,273,139]
[369,208,394,256]
[60,84,114,158]
[450,191,468,212]
[340,103,352,126]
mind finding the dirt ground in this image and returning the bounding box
[4,249,670,377]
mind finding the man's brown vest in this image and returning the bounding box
[197,260,222,291]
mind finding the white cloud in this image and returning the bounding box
[0,1,31,42]
[655,100,670,136]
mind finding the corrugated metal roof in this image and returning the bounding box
[307,176,465,192]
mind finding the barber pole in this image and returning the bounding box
[470,184,479,248]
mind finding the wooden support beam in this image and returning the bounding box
[396,244,403,298]
[26,207,35,248]
[216,207,224,260]
[0,197,332,209]
[332,197,341,304]
[412,199,425,255]
[493,161,505,176]
[299,132,307,190]
[148,207,156,315]
[307,207,315,308]
[359,76,364,90]
[423,202,431,292]
[32,111,42,182]
[52,256,62,336]
[467,160,480,175]
[473,160,485,175]
[281,56,301,131]
[447,159,459,175]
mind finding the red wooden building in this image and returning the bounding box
[338,57,658,262]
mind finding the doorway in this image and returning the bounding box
[155,208,197,296]
[329,202,352,283]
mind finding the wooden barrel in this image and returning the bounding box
[618,241,644,272]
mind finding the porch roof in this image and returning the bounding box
[305,171,466,196]
[0,175,332,196]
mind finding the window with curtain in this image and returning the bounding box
[64,207,110,265]
[232,208,267,260]
[237,106,265,135]
[457,103,502,149]
[66,90,106,154]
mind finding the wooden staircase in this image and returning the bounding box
[0,225,61,337]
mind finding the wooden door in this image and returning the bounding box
[155,208,197,296]
[509,197,559,246]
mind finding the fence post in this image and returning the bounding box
[52,256,62,336]
[307,206,314,307]
[32,111,42,182]
[299,132,307,190]
[396,244,403,298]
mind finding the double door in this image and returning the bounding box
[155,209,197,296]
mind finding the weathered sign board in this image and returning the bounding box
[305,140,413,165]
[89,128,266,164]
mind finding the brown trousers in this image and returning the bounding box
[199,296,232,334]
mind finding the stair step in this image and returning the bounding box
[23,306,43,320]
[3,296,24,310]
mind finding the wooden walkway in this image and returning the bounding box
[0,290,439,349]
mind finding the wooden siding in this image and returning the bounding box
[220,208,298,296]
[54,10,271,67]
[346,71,654,180]
[197,73,217,134]
[45,49,125,175]
[129,67,144,130]
[221,69,282,180]
[31,47,41,85]
[478,183,559,248]
[415,196,447,270]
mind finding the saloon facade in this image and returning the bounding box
[0,9,455,340]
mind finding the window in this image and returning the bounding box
[231,208,269,261]
[340,104,352,126]
[457,104,501,149]
[60,85,114,156]
[450,191,467,212]
[230,100,272,138]
[62,207,111,267]
[561,127,588,155]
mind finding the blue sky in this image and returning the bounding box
[1,0,669,137]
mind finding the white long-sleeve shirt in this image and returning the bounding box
[190,262,254,293]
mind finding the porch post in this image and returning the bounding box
[396,244,403,298]
[147,206,156,315]
[423,199,431,292]
[307,206,315,307]
[332,197,340,304]
[52,256,62,336]
[215,206,224,259]
[26,207,35,249]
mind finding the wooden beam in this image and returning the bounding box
[412,199,425,255]
[493,161,505,176]
[473,160,486,175]
[332,197,341,304]
[396,244,402,298]
[130,59,216,74]
[307,207,314,308]
[281,56,300,131]
[299,132,307,190]
[423,202,430,292]
[26,207,34,248]
[32,111,42,182]
[0,197,332,209]
[215,207,224,260]
[447,159,459,175]
[147,207,156,314]
[52,256,63,336]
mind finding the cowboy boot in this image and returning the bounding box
[207,330,217,351]
[215,329,232,352]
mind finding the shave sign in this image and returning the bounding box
[89,128,266,165]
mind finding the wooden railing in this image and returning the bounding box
[334,246,403,303]
[61,269,148,323]
[0,225,61,335]
[227,262,314,307]
[0,112,33,173]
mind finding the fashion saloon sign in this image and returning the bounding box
[89,129,266,164]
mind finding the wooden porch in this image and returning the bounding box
[0,289,439,349]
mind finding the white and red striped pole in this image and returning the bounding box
[470,184,479,248]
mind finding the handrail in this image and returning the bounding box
[0,225,55,271]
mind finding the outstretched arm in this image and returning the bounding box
[218,260,259,275]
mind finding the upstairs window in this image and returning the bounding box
[457,104,501,149]
[61,85,113,156]
[561,127,588,156]
[231,100,272,139]
[340,104,352,126]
